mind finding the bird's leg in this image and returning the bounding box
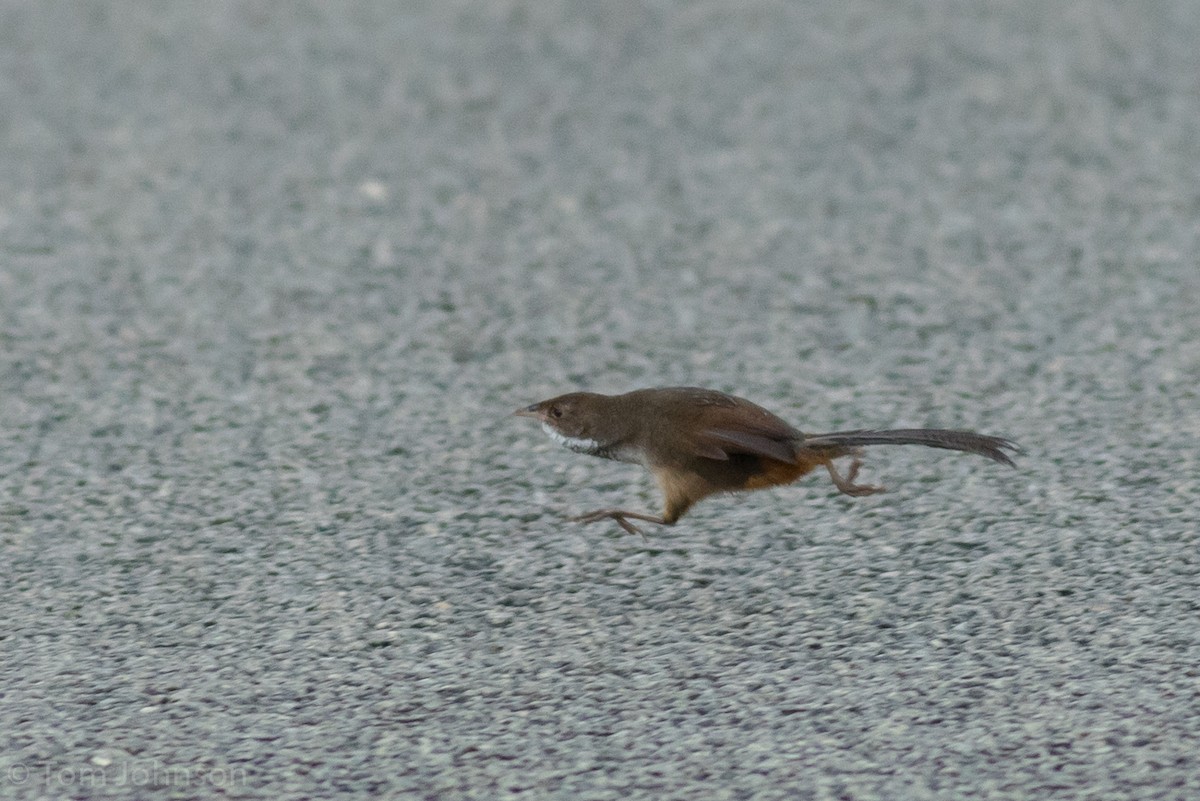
[569,509,671,537]
[825,458,886,497]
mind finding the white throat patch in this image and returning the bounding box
[542,422,601,455]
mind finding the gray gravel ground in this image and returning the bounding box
[3,1,1199,799]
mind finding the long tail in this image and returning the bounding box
[802,429,1021,467]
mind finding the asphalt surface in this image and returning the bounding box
[2,1,1199,799]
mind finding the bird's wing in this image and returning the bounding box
[695,427,798,463]
[690,397,801,463]
[641,388,802,463]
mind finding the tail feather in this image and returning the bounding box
[802,429,1021,467]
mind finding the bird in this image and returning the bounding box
[514,386,1020,535]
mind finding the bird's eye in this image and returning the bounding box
[549,406,563,418]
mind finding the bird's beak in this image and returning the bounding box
[513,404,543,420]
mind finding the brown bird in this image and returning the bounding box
[515,387,1020,535]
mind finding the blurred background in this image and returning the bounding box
[2,1,1198,798]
